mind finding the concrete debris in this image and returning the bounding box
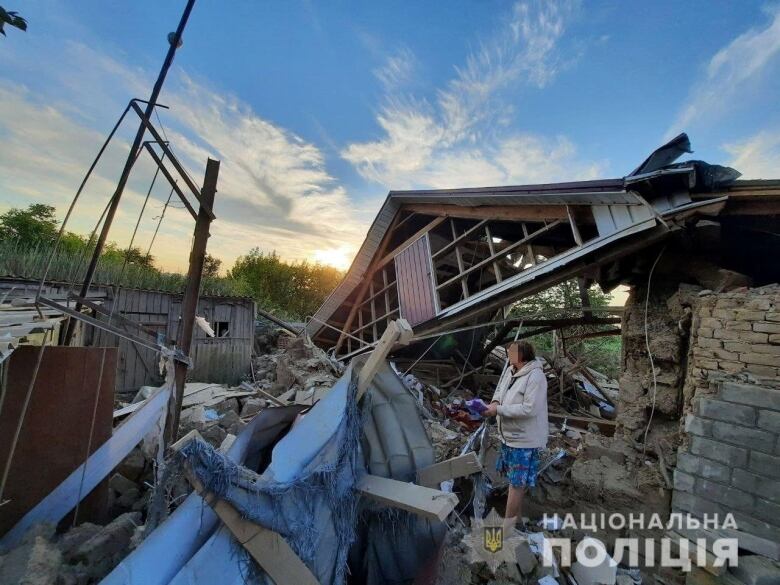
[0,535,62,585]
[570,537,617,585]
[7,278,780,585]
[0,513,143,585]
[240,397,266,417]
[115,447,146,483]
[70,512,141,579]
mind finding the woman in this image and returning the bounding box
[482,340,548,531]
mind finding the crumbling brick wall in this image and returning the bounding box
[617,282,697,447]
[682,285,780,407]
[673,285,780,542]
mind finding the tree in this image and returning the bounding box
[507,280,621,378]
[228,249,344,319]
[0,204,58,246]
[203,254,222,278]
[0,6,27,36]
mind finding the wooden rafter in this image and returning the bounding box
[566,205,583,245]
[401,203,584,222]
[564,328,621,341]
[333,212,405,353]
[436,220,563,291]
[335,215,445,354]
[484,224,503,283]
[374,216,447,271]
[449,219,470,300]
[432,219,489,260]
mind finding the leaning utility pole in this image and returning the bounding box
[165,158,220,444]
[65,0,197,344]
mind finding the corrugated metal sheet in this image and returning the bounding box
[394,235,437,327]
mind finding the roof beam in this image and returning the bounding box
[401,203,590,223]
[374,216,447,271]
[333,211,407,354]
[436,220,563,291]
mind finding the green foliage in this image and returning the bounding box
[0,6,27,36]
[0,204,344,318]
[509,280,622,379]
[0,204,58,245]
[203,254,222,278]
[228,249,344,320]
[101,242,157,270]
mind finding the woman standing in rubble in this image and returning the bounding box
[483,340,548,531]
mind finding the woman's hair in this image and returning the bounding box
[510,340,536,362]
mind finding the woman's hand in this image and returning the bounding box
[483,402,498,417]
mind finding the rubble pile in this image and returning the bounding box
[0,514,143,585]
[0,327,343,584]
[395,348,673,585]
[4,308,775,585]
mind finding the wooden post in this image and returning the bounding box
[165,158,219,444]
[356,318,413,400]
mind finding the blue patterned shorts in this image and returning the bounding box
[496,444,539,488]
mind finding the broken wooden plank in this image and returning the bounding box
[357,474,458,522]
[240,381,285,407]
[548,412,617,435]
[277,388,296,403]
[255,307,302,336]
[417,452,482,488]
[173,433,318,585]
[357,318,413,400]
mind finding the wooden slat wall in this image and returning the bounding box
[395,234,437,327]
[0,278,255,395]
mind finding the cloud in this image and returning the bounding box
[0,43,369,271]
[374,47,417,91]
[342,0,599,189]
[667,6,780,137]
[723,130,780,179]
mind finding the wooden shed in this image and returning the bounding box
[0,278,256,396]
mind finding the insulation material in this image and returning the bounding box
[170,366,363,585]
[102,405,306,585]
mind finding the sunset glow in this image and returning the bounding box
[313,247,353,271]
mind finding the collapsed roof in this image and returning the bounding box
[308,134,780,358]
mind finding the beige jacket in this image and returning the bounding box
[491,360,548,449]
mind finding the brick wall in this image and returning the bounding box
[683,286,780,405]
[673,285,780,543]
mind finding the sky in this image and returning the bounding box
[1,1,780,274]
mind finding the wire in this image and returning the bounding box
[402,336,440,376]
[641,245,667,453]
[72,344,109,526]
[72,163,166,517]
[0,329,52,504]
[146,186,175,259]
[35,104,134,301]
